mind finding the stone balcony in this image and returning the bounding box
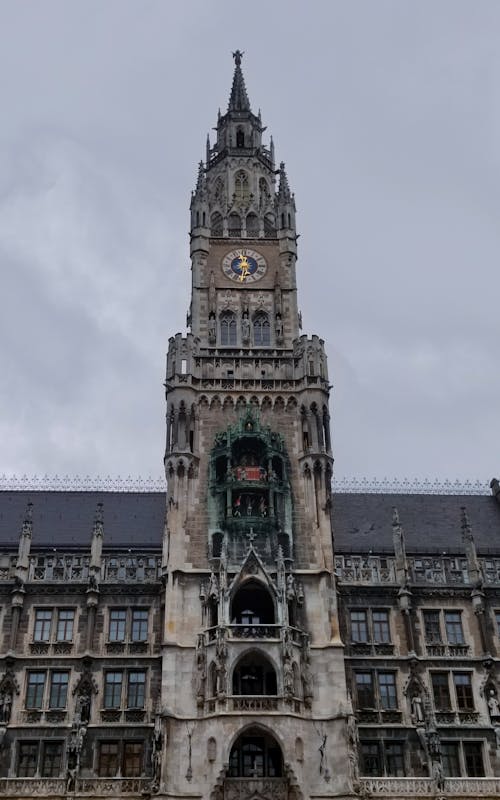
[359,777,500,797]
[0,777,150,797]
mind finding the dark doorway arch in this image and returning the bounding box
[229,727,283,777]
[231,580,275,625]
[232,652,277,696]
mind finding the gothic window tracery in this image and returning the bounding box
[211,211,223,237]
[228,213,241,237]
[253,312,270,347]
[246,212,259,236]
[220,312,237,346]
[234,170,250,204]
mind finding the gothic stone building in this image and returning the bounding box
[1,52,500,800]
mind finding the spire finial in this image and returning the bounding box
[232,49,244,67]
[228,51,250,112]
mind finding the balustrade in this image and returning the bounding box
[360,776,500,796]
[334,556,396,584]
[223,778,288,800]
[0,777,150,796]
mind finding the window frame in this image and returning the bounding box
[431,672,452,711]
[108,609,127,643]
[48,671,69,709]
[41,741,64,777]
[131,609,148,642]
[127,671,146,709]
[26,671,46,709]
[349,608,391,645]
[444,611,465,645]
[33,608,53,642]
[17,741,39,777]
[453,672,475,711]
[104,671,124,709]
[56,609,75,642]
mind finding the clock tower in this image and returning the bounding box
[162,52,354,800]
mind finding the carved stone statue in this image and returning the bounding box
[411,694,425,725]
[208,314,216,344]
[151,715,163,792]
[283,658,294,699]
[241,314,250,343]
[488,689,500,718]
[432,759,445,792]
[0,692,12,725]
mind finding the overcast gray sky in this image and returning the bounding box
[1,0,499,486]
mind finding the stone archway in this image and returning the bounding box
[210,729,303,800]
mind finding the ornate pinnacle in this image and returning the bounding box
[278,162,291,202]
[228,51,250,112]
[93,502,104,537]
[460,505,473,542]
[21,501,33,538]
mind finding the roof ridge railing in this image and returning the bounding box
[0,474,491,495]
[333,476,490,495]
[0,474,166,492]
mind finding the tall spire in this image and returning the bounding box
[278,162,291,202]
[228,49,251,112]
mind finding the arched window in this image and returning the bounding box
[211,212,223,237]
[228,213,241,237]
[264,213,276,237]
[229,727,283,777]
[236,128,245,148]
[234,171,250,204]
[246,213,259,236]
[232,652,277,696]
[220,312,237,346]
[253,313,270,346]
[231,580,275,626]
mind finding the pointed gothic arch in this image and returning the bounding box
[230,579,276,626]
[231,650,278,697]
[220,311,237,346]
[211,211,223,237]
[228,725,283,777]
[253,312,270,346]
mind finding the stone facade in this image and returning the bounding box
[1,51,500,800]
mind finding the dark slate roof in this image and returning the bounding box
[1,490,499,556]
[333,493,500,555]
[0,491,165,549]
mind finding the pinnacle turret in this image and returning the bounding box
[278,162,291,203]
[228,49,251,112]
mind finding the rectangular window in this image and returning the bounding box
[350,611,368,643]
[372,610,390,644]
[131,609,148,642]
[17,742,39,777]
[127,672,146,709]
[442,742,461,777]
[104,672,123,709]
[385,742,404,777]
[431,673,451,710]
[454,673,474,711]
[41,741,63,777]
[49,672,69,709]
[56,609,75,642]
[123,741,144,777]
[26,671,46,709]
[445,611,465,645]
[360,742,381,776]
[34,609,52,642]
[355,672,375,708]
[423,610,442,643]
[109,610,127,642]
[464,742,484,777]
[378,673,397,710]
[99,741,119,777]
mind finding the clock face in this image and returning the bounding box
[222,249,267,283]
